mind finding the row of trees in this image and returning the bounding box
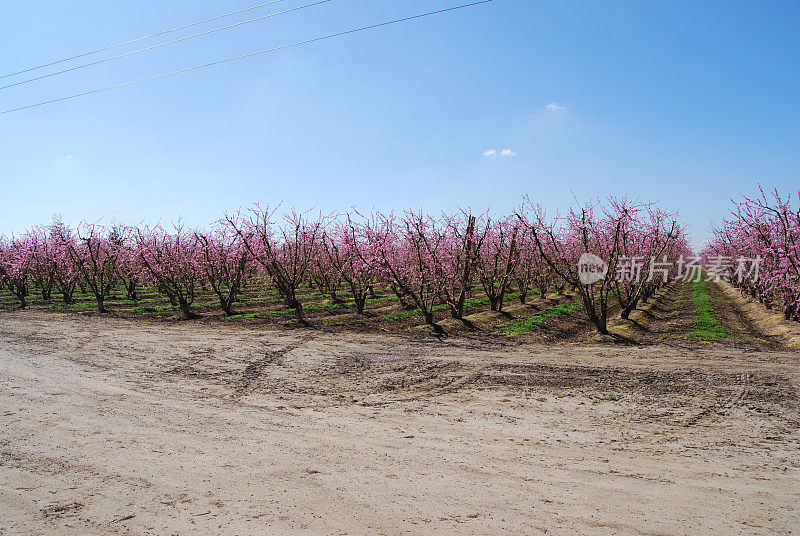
[702,187,800,321]
[0,197,688,334]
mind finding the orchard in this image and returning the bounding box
[1,190,797,337]
[702,187,800,321]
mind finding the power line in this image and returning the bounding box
[0,1,494,117]
[0,0,333,91]
[0,0,287,80]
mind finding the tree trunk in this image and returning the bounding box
[450,289,467,319]
[164,290,178,307]
[390,284,410,308]
[581,292,609,335]
[178,297,195,319]
[220,295,233,316]
[288,298,305,323]
[355,295,366,315]
[126,281,139,302]
[61,284,75,304]
[518,288,528,304]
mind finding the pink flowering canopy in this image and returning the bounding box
[702,186,800,320]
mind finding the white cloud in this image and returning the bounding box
[545,102,566,113]
[55,155,74,165]
[484,148,516,158]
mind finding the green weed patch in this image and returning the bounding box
[131,304,179,313]
[496,300,582,335]
[689,279,728,340]
[380,292,521,322]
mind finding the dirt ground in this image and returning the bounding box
[1,307,799,535]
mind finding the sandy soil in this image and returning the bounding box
[1,310,799,535]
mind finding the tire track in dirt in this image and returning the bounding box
[684,372,751,426]
[706,279,780,349]
[233,336,313,397]
[360,363,490,406]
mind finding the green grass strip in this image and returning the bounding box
[323,317,368,326]
[496,300,583,335]
[131,304,180,313]
[689,279,728,340]
[380,292,521,322]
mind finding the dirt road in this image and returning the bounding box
[1,310,798,535]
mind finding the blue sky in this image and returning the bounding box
[1,0,798,248]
